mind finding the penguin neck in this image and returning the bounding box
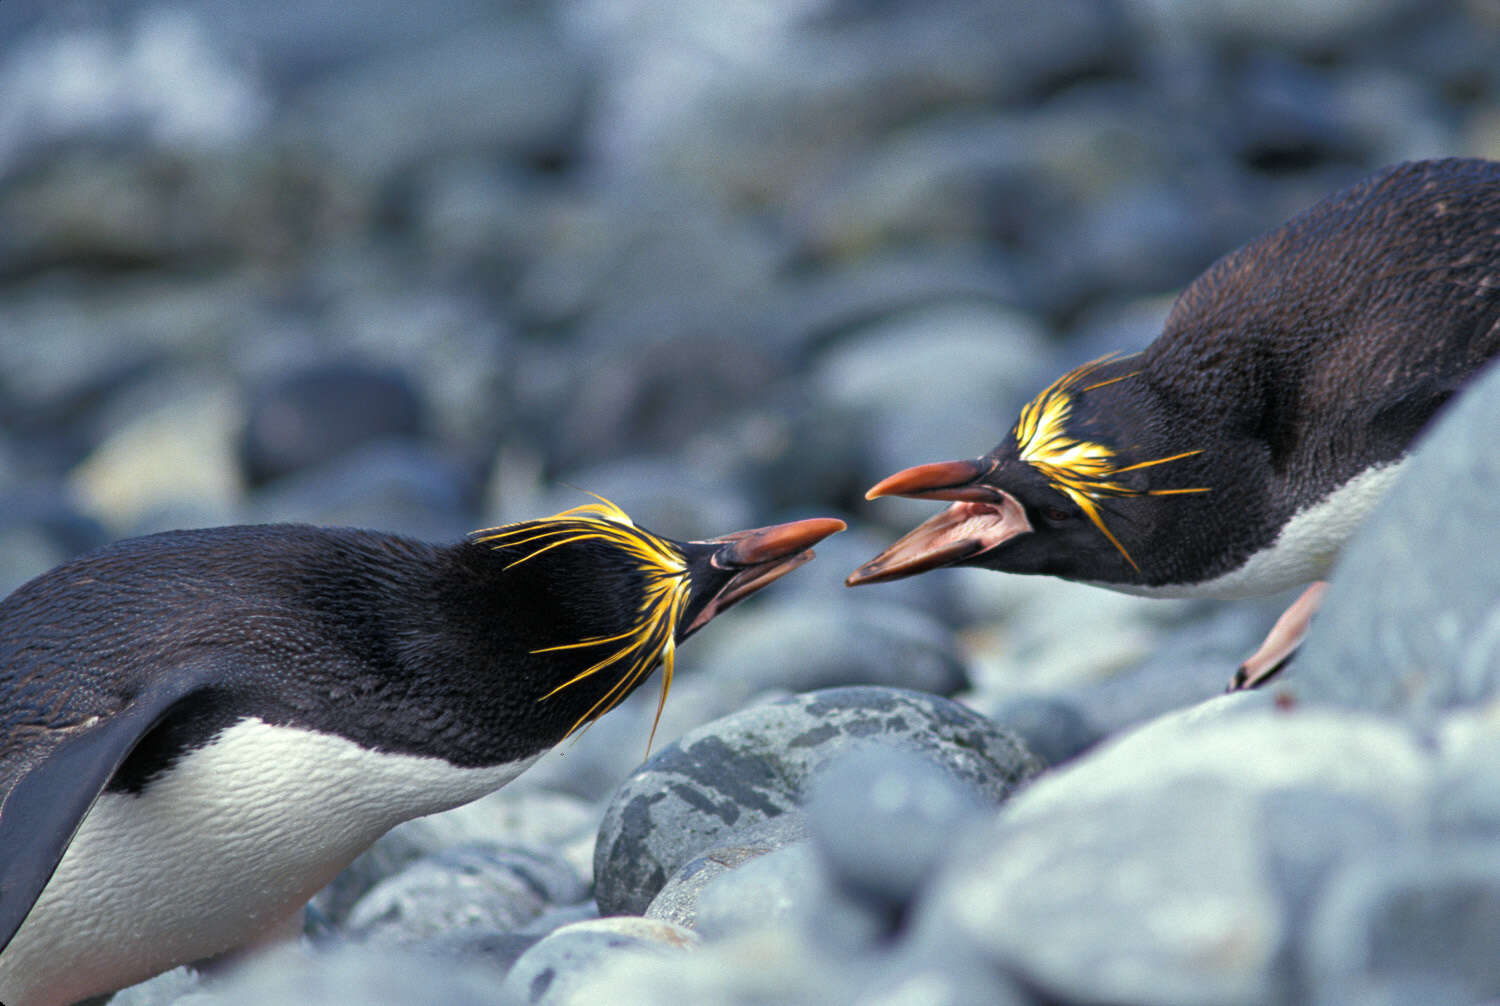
[355,535,665,764]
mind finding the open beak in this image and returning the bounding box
[684,517,846,635]
[846,459,1032,585]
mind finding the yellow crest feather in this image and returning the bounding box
[1013,354,1209,571]
[471,493,690,750]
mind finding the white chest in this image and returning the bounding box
[1094,461,1409,600]
[0,718,536,1006]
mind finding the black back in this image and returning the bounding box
[0,523,663,795]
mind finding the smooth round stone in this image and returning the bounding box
[690,841,830,941]
[1059,178,1246,301]
[315,788,599,926]
[561,927,855,1006]
[981,694,1103,767]
[850,940,1032,1006]
[594,686,1043,916]
[0,488,108,564]
[0,147,252,278]
[304,284,511,452]
[682,838,885,953]
[345,844,585,946]
[166,943,508,1006]
[0,519,70,599]
[497,918,699,1006]
[1004,696,1428,823]
[421,930,542,976]
[1255,786,1416,941]
[792,114,1059,260]
[1061,293,1177,365]
[645,813,810,930]
[525,336,786,478]
[805,746,985,907]
[687,598,968,707]
[1433,714,1500,839]
[645,846,765,931]
[953,566,1212,707]
[238,362,427,487]
[1131,0,1420,48]
[500,646,820,808]
[1306,842,1500,1005]
[730,396,886,522]
[588,0,1125,206]
[767,252,1024,355]
[1052,594,1295,736]
[915,700,1433,1006]
[247,440,477,543]
[281,16,588,183]
[519,900,601,937]
[107,966,202,1006]
[66,378,242,535]
[0,10,264,161]
[1289,359,1500,722]
[922,779,1285,1006]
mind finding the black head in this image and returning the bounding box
[847,354,1212,588]
[470,497,844,746]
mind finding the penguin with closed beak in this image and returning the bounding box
[848,157,1500,688]
[0,498,843,1006]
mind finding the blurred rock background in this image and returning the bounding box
[5,1,1500,1003]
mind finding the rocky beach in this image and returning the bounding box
[2,1,1500,1003]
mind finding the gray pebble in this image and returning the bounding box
[105,966,202,1006]
[1433,720,1500,840]
[1306,842,1500,1005]
[548,927,855,1006]
[282,17,588,184]
[982,693,1103,767]
[850,940,1033,1006]
[247,440,477,544]
[805,746,985,907]
[238,361,428,487]
[345,844,585,946]
[594,686,1043,916]
[167,942,508,1006]
[498,918,699,1006]
[672,836,886,955]
[315,786,599,925]
[915,700,1432,1006]
[691,841,828,941]
[645,813,810,930]
[688,598,969,706]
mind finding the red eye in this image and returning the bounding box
[1044,506,1070,523]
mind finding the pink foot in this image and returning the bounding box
[1228,581,1329,691]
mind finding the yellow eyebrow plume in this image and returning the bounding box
[1013,354,1209,571]
[471,493,690,751]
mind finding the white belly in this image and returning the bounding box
[0,718,536,1006]
[1090,461,1409,600]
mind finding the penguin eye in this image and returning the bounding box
[1042,506,1071,524]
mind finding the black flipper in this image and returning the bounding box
[0,665,223,955]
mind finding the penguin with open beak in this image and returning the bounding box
[848,157,1500,689]
[0,498,842,1006]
